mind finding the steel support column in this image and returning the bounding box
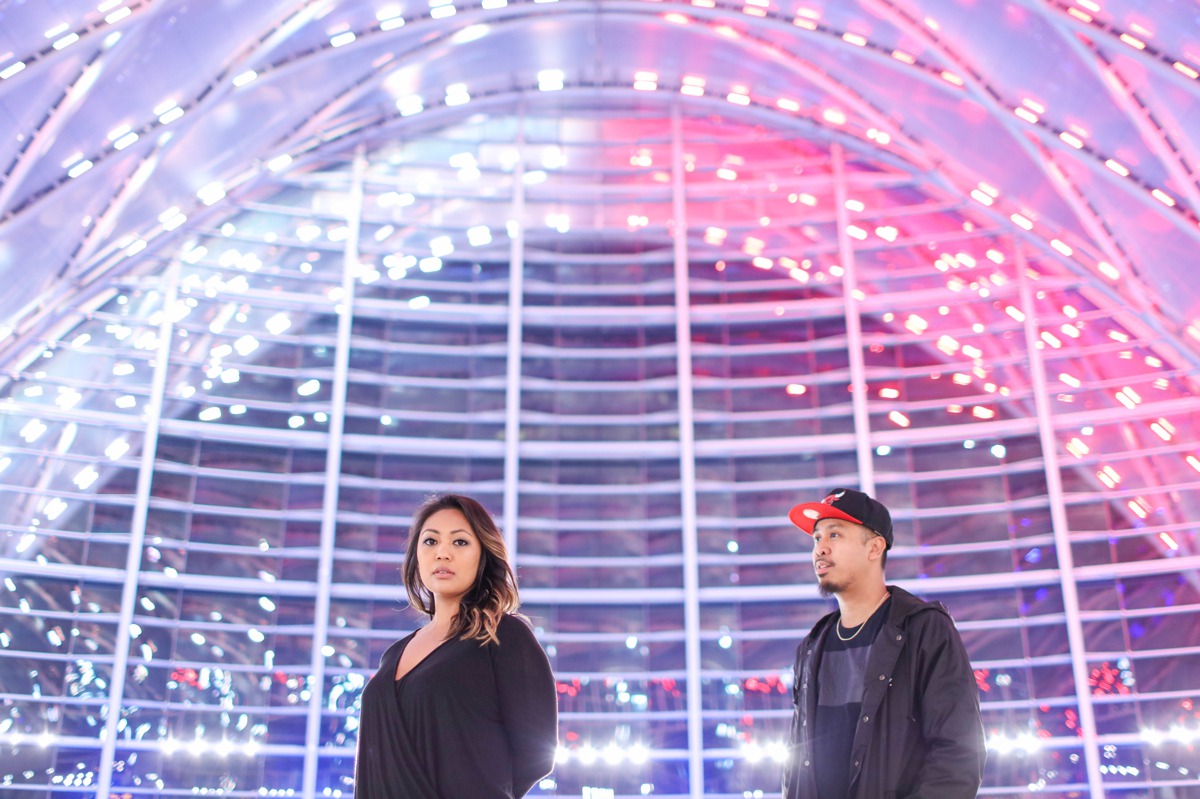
[302,143,366,799]
[1015,243,1104,798]
[832,143,876,494]
[671,104,706,799]
[503,107,527,559]
[95,255,183,799]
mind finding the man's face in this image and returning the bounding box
[811,517,880,596]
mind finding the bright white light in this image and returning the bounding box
[198,407,222,422]
[397,95,424,116]
[330,31,356,47]
[20,419,48,443]
[232,70,258,87]
[197,182,226,206]
[467,226,492,246]
[429,236,454,257]
[538,69,564,91]
[408,296,431,310]
[67,160,94,178]
[451,24,488,43]
[297,379,321,397]
[265,313,291,335]
[105,439,130,460]
[445,83,470,105]
[0,61,27,80]
[73,467,100,490]
[234,335,259,356]
[158,106,184,124]
[267,154,292,172]
[56,388,82,410]
[288,415,305,428]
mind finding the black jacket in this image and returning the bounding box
[783,585,986,799]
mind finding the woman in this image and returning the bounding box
[355,494,558,798]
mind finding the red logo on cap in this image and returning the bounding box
[821,490,845,505]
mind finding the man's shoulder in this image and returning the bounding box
[889,586,956,627]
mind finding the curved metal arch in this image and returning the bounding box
[637,0,1200,242]
[6,0,1197,256]
[176,0,938,175]
[0,0,154,101]
[1024,2,1200,213]
[1034,0,1200,99]
[0,48,108,216]
[0,0,328,227]
[861,0,1200,256]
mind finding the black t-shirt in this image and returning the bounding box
[813,597,892,799]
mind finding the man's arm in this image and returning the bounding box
[906,612,987,799]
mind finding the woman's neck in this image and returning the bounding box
[428,598,461,636]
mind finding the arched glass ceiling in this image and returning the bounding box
[0,1,1198,798]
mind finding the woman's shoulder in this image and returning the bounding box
[496,612,539,643]
[498,612,535,632]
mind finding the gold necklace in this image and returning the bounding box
[835,591,890,642]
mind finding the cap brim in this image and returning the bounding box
[787,502,865,535]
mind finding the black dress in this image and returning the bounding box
[354,614,558,798]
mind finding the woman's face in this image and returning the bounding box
[416,507,482,603]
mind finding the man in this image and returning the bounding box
[782,488,986,799]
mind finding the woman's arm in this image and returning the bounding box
[494,616,559,797]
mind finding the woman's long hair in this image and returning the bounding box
[402,493,520,645]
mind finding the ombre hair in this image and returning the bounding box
[402,493,520,645]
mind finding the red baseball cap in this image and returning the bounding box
[788,487,894,550]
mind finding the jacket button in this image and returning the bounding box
[896,635,903,641]
[803,760,810,767]
[878,674,886,680]
[854,760,860,767]
[862,715,870,722]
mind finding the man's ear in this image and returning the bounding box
[869,535,887,562]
